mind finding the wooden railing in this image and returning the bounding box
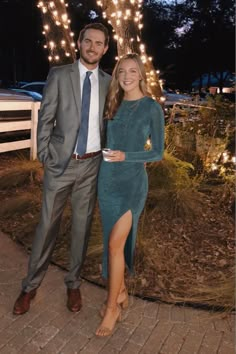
[0,101,40,159]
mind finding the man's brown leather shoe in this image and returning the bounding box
[13,289,37,315]
[67,288,82,312]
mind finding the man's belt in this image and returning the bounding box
[72,150,101,160]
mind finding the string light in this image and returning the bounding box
[38,0,163,99]
[96,0,163,100]
[37,0,76,64]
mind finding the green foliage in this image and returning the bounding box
[145,152,204,219]
[202,95,235,136]
[148,152,194,189]
[165,99,235,174]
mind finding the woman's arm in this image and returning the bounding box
[125,101,165,163]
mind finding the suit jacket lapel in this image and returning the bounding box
[70,61,81,123]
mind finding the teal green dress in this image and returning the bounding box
[98,96,165,279]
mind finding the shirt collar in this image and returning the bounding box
[78,60,99,81]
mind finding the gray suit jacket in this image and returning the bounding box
[37,61,111,176]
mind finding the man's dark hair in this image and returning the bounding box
[78,23,109,47]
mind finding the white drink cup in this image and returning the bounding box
[102,148,111,161]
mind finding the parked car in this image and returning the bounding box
[162,90,193,119]
[0,89,33,121]
[0,88,33,101]
[11,88,42,101]
[20,81,45,95]
[168,102,216,124]
[163,90,192,105]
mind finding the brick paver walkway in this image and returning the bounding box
[0,231,234,354]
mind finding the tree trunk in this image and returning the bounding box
[99,1,163,100]
[38,0,76,67]
[39,0,163,100]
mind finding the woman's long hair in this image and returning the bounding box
[104,53,150,119]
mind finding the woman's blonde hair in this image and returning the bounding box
[104,53,150,119]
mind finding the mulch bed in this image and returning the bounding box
[0,152,234,311]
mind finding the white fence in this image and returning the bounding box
[0,101,40,159]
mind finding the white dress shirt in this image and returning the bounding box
[76,60,100,154]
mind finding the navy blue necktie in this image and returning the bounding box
[76,71,92,156]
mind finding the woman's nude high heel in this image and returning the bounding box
[99,288,129,318]
[119,288,129,309]
[96,305,122,337]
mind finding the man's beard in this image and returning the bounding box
[80,51,101,65]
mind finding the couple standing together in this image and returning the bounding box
[13,23,165,336]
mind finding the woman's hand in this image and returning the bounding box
[106,150,125,162]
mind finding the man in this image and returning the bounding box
[13,23,110,315]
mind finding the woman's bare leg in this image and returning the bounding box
[107,211,132,307]
[96,210,132,336]
[104,277,126,302]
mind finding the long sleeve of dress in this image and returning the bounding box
[125,101,165,163]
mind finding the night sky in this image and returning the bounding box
[0,0,117,85]
[0,0,235,90]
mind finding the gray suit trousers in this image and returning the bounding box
[22,154,101,292]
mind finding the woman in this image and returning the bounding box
[96,53,165,336]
